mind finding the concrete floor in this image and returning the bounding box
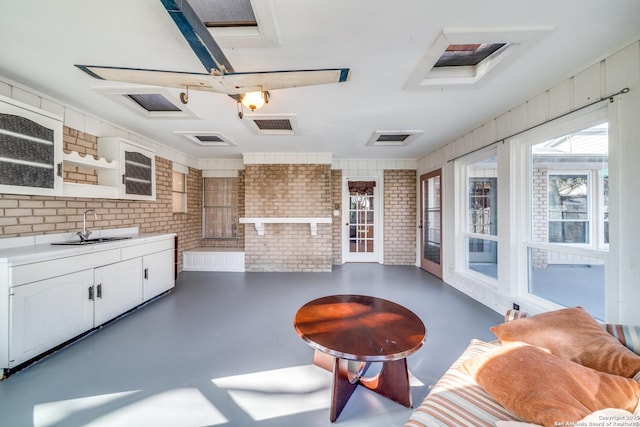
[0,264,502,427]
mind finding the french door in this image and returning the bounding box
[420,170,442,277]
[344,179,379,262]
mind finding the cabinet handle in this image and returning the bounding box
[88,286,94,301]
[97,283,102,299]
[144,268,148,280]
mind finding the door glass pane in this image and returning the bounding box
[349,190,374,254]
[423,175,441,264]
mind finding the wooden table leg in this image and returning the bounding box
[359,358,412,408]
[330,358,361,422]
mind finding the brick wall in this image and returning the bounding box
[243,164,332,272]
[383,170,417,264]
[62,128,98,184]
[0,127,205,272]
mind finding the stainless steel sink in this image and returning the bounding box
[51,236,132,246]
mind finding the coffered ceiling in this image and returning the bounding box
[0,0,638,160]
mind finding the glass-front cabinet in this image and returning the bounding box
[0,95,63,196]
[98,137,156,201]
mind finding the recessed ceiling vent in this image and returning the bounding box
[367,130,423,147]
[173,131,236,147]
[243,114,300,135]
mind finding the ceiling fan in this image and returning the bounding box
[75,0,350,118]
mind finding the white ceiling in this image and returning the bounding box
[1,0,638,161]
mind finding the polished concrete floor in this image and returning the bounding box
[0,264,502,427]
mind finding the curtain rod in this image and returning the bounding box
[447,87,630,163]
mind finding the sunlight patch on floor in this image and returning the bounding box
[34,388,228,427]
[211,364,332,421]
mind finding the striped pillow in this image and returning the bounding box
[605,324,640,382]
[404,339,522,427]
[605,324,640,355]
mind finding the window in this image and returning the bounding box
[548,173,589,243]
[460,152,498,280]
[203,177,238,239]
[172,171,187,213]
[527,121,608,319]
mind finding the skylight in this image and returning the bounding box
[405,27,552,88]
[95,87,199,118]
[173,131,236,147]
[435,43,507,67]
[126,94,182,112]
[189,0,280,48]
[189,0,257,27]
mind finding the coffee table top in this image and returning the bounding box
[293,294,426,362]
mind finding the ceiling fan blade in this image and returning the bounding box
[75,64,228,93]
[160,0,233,74]
[219,68,351,95]
[76,64,350,95]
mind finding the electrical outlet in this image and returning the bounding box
[513,303,520,311]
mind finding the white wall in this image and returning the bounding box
[417,40,640,324]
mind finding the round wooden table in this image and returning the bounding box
[293,294,426,422]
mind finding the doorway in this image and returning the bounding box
[343,179,380,262]
[420,170,442,277]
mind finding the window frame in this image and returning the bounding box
[454,146,499,283]
[171,170,187,214]
[511,105,609,315]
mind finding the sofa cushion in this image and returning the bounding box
[404,339,523,427]
[490,307,640,377]
[460,342,640,427]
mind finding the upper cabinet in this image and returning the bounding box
[0,95,156,201]
[0,95,63,196]
[97,137,156,201]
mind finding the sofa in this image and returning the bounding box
[404,307,640,427]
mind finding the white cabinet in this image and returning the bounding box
[0,94,63,196]
[93,258,143,325]
[0,233,175,375]
[98,137,156,200]
[9,269,94,367]
[143,249,175,300]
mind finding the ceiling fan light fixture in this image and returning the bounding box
[241,91,269,111]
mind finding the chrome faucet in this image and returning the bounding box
[77,209,97,241]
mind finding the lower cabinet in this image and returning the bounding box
[9,269,94,367]
[143,249,174,300]
[93,258,143,326]
[5,237,175,372]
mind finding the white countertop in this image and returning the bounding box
[0,228,175,266]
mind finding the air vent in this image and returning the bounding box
[243,114,300,135]
[253,119,292,131]
[367,130,423,147]
[173,131,236,146]
[96,87,199,118]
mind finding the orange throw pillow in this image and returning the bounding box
[490,307,640,377]
[461,343,640,427]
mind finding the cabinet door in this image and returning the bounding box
[122,146,155,199]
[0,95,63,196]
[142,249,175,301]
[94,258,143,326]
[9,269,94,367]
